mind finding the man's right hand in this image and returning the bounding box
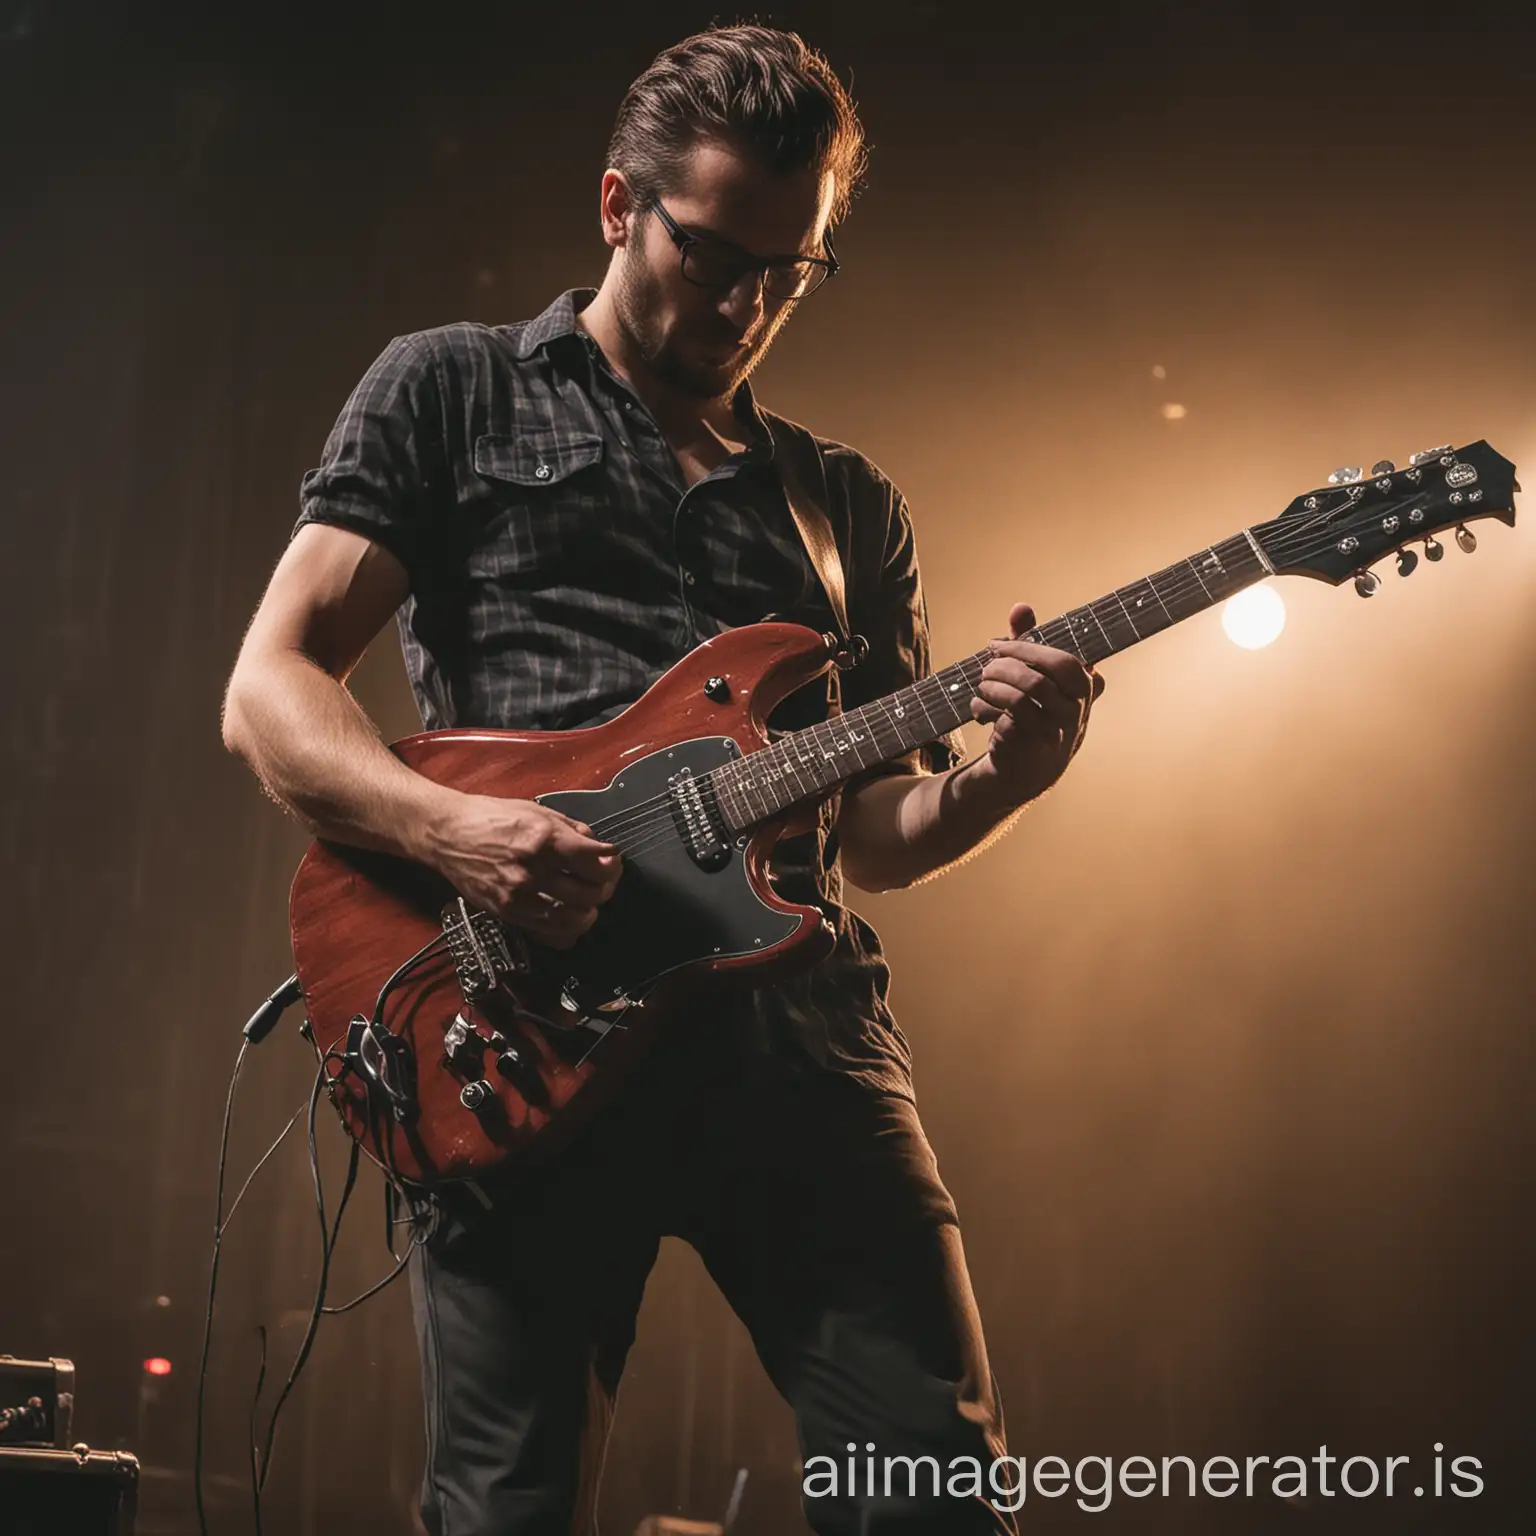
[421,794,622,948]
[221,525,622,947]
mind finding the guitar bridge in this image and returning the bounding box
[441,897,527,1002]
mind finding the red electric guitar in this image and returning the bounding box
[289,442,1518,1189]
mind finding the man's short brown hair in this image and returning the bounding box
[606,24,868,225]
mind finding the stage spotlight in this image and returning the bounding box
[1221,584,1286,649]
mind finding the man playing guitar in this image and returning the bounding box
[222,24,1102,1535]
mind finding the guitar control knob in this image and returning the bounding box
[1424,535,1444,562]
[459,1079,494,1112]
[1370,459,1395,475]
[1327,466,1363,485]
[495,1045,524,1076]
[1396,547,1418,577]
[1455,524,1477,553]
[1354,570,1380,598]
[704,675,731,702]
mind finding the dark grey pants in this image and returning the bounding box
[407,1025,1017,1536]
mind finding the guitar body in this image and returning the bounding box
[289,622,840,1188]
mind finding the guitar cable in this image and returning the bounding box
[195,1035,305,1536]
[251,979,438,1525]
[196,972,430,1536]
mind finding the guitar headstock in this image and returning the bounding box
[1255,441,1518,593]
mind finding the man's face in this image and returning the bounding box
[609,139,834,401]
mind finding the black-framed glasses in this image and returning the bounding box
[649,198,839,301]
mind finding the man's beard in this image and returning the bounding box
[613,246,783,402]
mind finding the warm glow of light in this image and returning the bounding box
[1222,584,1286,649]
[143,1357,172,1377]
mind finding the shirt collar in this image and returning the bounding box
[514,288,775,464]
[510,288,594,360]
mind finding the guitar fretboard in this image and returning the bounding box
[709,528,1270,832]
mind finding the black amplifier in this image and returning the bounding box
[0,1444,139,1534]
[0,1355,75,1448]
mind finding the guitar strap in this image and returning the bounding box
[765,412,856,652]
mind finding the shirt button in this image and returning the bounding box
[534,463,552,480]
[683,570,697,586]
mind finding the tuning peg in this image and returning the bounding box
[1455,524,1477,553]
[1424,535,1444,562]
[1328,466,1363,485]
[1409,445,1453,466]
[1354,569,1380,597]
[1370,459,1395,475]
[1396,547,1418,577]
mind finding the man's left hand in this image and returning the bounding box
[969,601,1105,804]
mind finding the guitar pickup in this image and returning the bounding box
[441,897,527,1002]
[667,767,731,871]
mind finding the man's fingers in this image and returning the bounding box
[986,639,1095,700]
[972,605,1104,788]
[551,811,620,854]
[981,655,1051,695]
[978,660,1084,721]
[544,819,622,882]
[990,708,1064,753]
[977,676,1081,734]
[1007,602,1036,640]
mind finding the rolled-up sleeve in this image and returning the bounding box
[841,487,967,794]
[292,334,446,581]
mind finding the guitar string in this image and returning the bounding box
[565,495,1476,855]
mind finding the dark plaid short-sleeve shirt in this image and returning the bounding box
[295,289,963,1096]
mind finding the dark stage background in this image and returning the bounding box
[3,2,1534,1531]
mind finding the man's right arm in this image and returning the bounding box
[221,522,620,945]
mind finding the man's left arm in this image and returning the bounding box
[838,606,1105,893]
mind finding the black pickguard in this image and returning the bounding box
[538,736,802,1006]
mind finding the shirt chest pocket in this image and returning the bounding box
[466,428,606,578]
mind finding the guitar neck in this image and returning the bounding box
[712,526,1272,832]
